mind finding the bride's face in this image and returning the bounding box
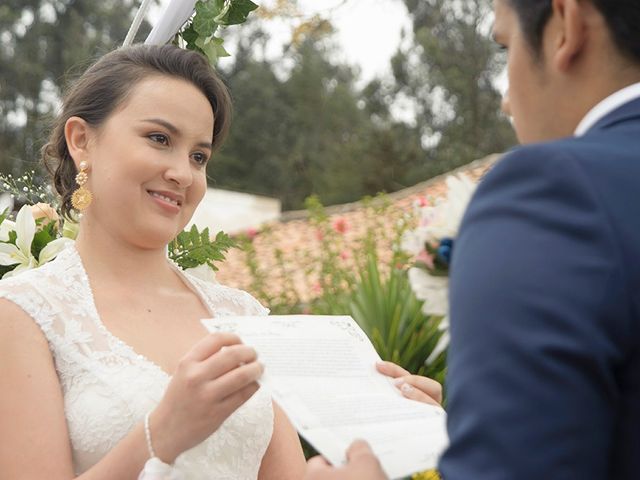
[82,75,213,248]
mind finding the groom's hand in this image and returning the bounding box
[303,440,388,480]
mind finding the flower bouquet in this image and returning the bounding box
[401,174,477,362]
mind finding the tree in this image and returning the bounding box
[214,24,426,210]
[0,0,153,174]
[392,0,516,172]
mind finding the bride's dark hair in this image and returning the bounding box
[43,44,232,219]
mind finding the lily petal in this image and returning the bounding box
[38,238,73,265]
[0,218,16,242]
[2,256,37,278]
[15,205,36,257]
[0,242,23,266]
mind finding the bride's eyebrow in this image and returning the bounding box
[141,118,179,134]
[141,118,213,150]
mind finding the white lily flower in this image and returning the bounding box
[408,268,449,317]
[0,218,15,242]
[0,205,72,278]
[415,173,477,242]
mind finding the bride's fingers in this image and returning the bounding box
[218,381,261,417]
[201,344,258,379]
[212,361,265,398]
[394,376,443,405]
[376,360,410,378]
[185,333,243,362]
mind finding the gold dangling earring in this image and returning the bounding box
[71,161,93,211]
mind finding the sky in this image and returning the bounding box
[149,0,411,84]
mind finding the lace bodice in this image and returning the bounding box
[0,245,274,479]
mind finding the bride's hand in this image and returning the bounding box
[150,332,263,463]
[376,361,443,406]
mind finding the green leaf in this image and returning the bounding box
[181,22,199,44]
[31,221,56,258]
[216,0,258,26]
[193,0,220,37]
[169,225,237,271]
[8,230,17,245]
[196,35,230,64]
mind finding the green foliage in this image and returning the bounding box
[240,194,447,383]
[393,0,516,172]
[178,0,258,64]
[169,225,237,271]
[215,33,426,210]
[351,255,447,383]
[0,0,153,175]
[31,220,56,258]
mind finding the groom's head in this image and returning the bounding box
[493,0,640,144]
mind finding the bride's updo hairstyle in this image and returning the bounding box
[43,44,232,219]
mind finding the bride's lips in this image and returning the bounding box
[147,189,184,213]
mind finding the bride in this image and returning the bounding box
[0,44,306,479]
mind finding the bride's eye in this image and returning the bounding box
[148,133,169,145]
[191,152,209,166]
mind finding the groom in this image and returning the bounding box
[305,0,640,478]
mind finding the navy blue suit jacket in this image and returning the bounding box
[438,98,640,479]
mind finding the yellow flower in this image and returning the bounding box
[413,470,441,480]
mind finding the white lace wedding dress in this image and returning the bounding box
[0,244,274,479]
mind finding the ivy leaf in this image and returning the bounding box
[193,0,220,37]
[181,22,199,44]
[216,0,258,26]
[196,35,230,64]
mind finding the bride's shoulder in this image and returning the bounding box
[183,272,270,317]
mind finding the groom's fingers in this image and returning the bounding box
[346,440,387,478]
[304,455,335,479]
[346,439,379,464]
[306,455,332,469]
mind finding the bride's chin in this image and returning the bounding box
[128,227,181,251]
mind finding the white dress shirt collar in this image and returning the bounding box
[575,82,640,136]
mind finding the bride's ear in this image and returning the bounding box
[64,116,93,169]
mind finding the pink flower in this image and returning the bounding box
[417,196,428,207]
[315,229,324,241]
[416,250,435,270]
[332,217,349,234]
[312,282,322,294]
[339,250,351,260]
[246,227,258,240]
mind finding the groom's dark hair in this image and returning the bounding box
[509,0,640,64]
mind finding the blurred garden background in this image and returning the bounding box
[1,2,515,472]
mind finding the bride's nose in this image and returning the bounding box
[164,155,193,187]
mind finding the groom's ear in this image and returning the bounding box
[548,0,590,73]
[65,116,93,169]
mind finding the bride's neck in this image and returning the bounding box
[74,218,177,289]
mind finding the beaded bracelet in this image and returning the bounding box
[139,412,183,480]
[144,412,158,459]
